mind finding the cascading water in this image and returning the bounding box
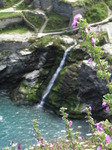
[38,43,76,107]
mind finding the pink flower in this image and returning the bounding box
[83,38,85,42]
[18,142,21,150]
[106,84,108,88]
[88,25,91,30]
[102,102,107,108]
[106,106,110,112]
[97,146,101,150]
[12,140,14,145]
[42,144,45,147]
[72,14,82,28]
[36,139,39,143]
[96,122,103,132]
[84,28,88,34]
[88,57,93,63]
[91,37,95,46]
[106,134,111,143]
[41,138,44,143]
[89,106,92,111]
[69,120,72,127]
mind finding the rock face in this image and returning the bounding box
[32,0,86,25]
[33,0,52,11]
[1,35,111,119]
[44,47,110,119]
[52,0,85,18]
[52,0,72,17]
[10,36,66,105]
[0,0,3,7]
[0,17,23,30]
[33,0,41,9]
[41,0,52,11]
[0,41,41,88]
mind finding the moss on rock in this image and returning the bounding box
[11,80,41,104]
[44,62,86,119]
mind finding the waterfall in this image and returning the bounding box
[38,44,76,107]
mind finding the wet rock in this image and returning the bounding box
[1,35,111,119]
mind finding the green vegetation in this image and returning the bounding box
[2,0,18,8]
[0,12,21,19]
[16,0,33,10]
[18,81,40,102]
[59,0,94,7]
[104,0,112,10]
[23,12,45,30]
[0,24,32,34]
[30,35,52,48]
[44,12,69,32]
[97,31,109,45]
[84,1,108,23]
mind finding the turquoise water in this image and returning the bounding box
[0,92,89,148]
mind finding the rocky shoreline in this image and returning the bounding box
[0,32,111,120]
[0,0,111,120]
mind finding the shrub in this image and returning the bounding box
[85,1,108,23]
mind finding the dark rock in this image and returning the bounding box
[0,41,44,88]
[1,35,111,119]
[0,0,3,7]
[43,48,110,119]
[78,61,108,114]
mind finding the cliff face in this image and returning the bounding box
[0,41,38,88]
[33,0,86,16]
[2,34,109,119]
[0,0,3,7]
[0,17,23,30]
[32,0,86,25]
[33,0,52,11]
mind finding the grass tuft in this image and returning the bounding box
[84,1,108,23]
[0,12,22,19]
[0,24,32,34]
[44,11,69,32]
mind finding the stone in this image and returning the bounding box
[0,17,23,30]
[19,49,32,56]
[0,65,7,72]
[0,0,3,7]
[24,70,40,81]
[33,0,41,9]
[32,0,86,25]
[0,34,110,119]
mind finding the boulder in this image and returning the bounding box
[33,0,41,9]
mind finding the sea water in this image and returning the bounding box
[0,92,88,148]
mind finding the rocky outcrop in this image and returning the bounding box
[32,0,86,25]
[0,34,111,119]
[0,17,23,30]
[0,41,42,88]
[32,0,41,9]
[0,0,3,7]
[52,0,72,17]
[52,0,85,18]
[44,47,110,119]
[33,0,52,11]
[41,0,52,12]
[10,35,66,104]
